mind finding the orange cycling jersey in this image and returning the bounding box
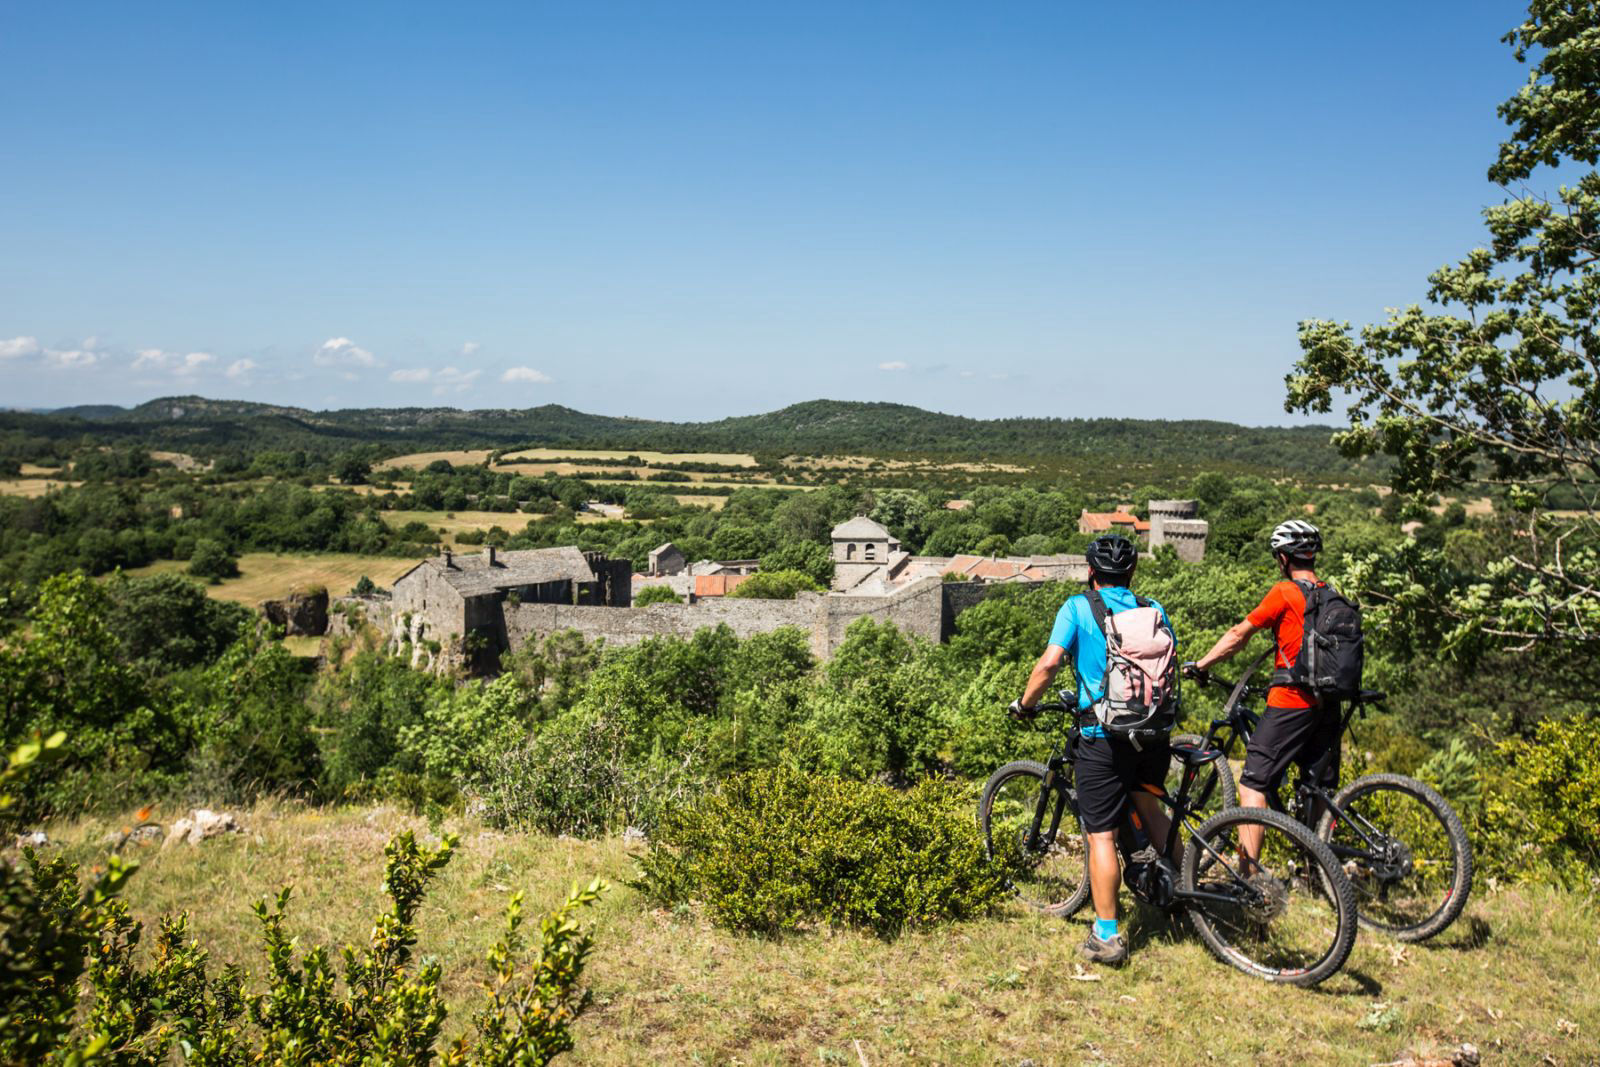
[1246,580,1323,710]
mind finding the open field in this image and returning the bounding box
[314,481,412,496]
[122,553,417,603]
[501,447,759,467]
[377,450,494,471]
[383,509,530,543]
[45,804,1599,1066]
[784,454,1031,475]
[0,477,81,497]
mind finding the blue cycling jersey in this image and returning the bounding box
[1048,587,1176,738]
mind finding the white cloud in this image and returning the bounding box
[877,360,910,372]
[225,359,258,381]
[46,347,99,368]
[0,336,40,359]
[390,368,432,383]
[958,370,976,378]
[315,336,377,367]
[501,366,552,384]
[132,349,216,375]
[460,341,481,357]
[44,337,103,369]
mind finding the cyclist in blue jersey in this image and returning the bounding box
[1008,535,1177,965]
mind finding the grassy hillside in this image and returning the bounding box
[5,396,1375,478]
[56,804,1599,1066]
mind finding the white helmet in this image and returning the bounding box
[1270,519,1322,559]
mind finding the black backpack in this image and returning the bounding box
[1273,580,1364,700]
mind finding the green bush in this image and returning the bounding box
[727,569,824,600]
[1476,713,1600,888]
[634,767,1012,937]
[633,583,683,606]
[478,706,706,836]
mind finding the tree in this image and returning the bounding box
[336,453,372,485]
[728,570,824,600]
[759,540,833,586]
[103,571,251,670]
[1288,0,1600,651]
[187,538,239,582]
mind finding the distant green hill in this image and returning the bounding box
[2,396,1370,477]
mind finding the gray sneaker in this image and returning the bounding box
[1081,930,1129,966]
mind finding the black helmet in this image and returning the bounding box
[1270,519,1322,559]
[1086,535,1138,577]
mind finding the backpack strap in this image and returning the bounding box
[1085,589,1111,633]
[1272,581,1321,688]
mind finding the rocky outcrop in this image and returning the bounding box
[260,588,330,636]
[162,809,242,849]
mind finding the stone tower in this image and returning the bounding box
[1147,499,1209,562]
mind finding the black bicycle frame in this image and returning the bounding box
[1022,700,1261,911]
[1196,663,1397,869]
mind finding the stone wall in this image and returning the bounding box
[501,576,1001,660]
[505,594,822,654]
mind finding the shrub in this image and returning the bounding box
[633,583,683,606]
[2,740,607,1064]
[310,650,441,798]
[478,706,706,836]
[727,569,824,599]
[635,767,1012,937]
[1476,713,1600,888]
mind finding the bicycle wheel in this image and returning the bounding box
[978,760,1089,917]
[1167,734,1237,821]
[1316,772,1473,942]
[1181,806,1357,987]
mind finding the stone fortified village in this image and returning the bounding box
[344,501,1207,671]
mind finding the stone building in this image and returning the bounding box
[1146,499,1209,562]
[648,542,686,576]
[390,546,631,669]
[830,516,904,592]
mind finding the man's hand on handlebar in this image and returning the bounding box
[1181,662,1210,686]
[1007,699,1038,721]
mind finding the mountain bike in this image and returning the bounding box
[978,700,1358,986]
[1178,653,1473,942]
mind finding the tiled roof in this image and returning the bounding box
[406,547,597,598]
[831,516,892,540]
[1081,510,1151,533]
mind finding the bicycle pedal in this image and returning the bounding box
[1129,846,1158,865]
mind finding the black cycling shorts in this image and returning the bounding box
[1239,701,1342,795]
[1074,732,1170,834]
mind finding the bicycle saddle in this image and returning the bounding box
[1169,741,1225,767]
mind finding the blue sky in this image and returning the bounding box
[0,1,1533,422]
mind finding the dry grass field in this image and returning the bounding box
[383,509,530,543]
[501,447,759,467]
[377,450,495,471]
[784,455,1030,475]
[122,553,417,603]
[49,804,1597,1066]
[0,477,81,497]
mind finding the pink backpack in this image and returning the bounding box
[1086,591,1179,748]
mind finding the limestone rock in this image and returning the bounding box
[259,587,330,636]
[14,830,48,849]
[162,809,242,849]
